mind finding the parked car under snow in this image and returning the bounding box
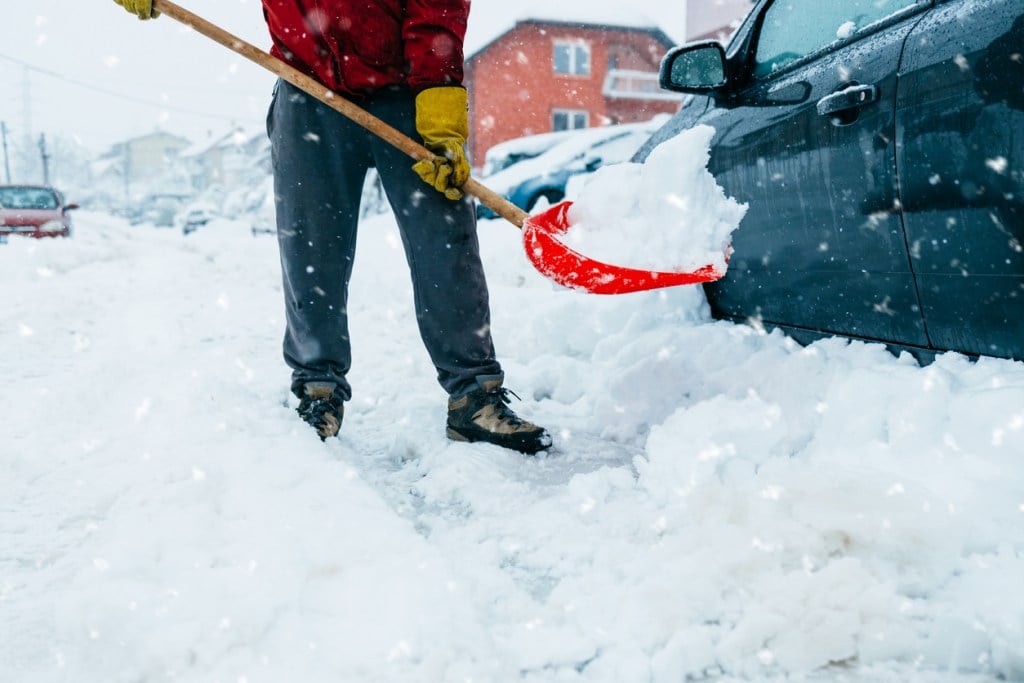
[178,202,218,236]
[0,184,78,242]
[477,116,669,220]
[639,0,1023,362]
[478,129,578,178]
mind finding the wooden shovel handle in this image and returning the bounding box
[151,0,530,228]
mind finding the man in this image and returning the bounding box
[112,0,551,455]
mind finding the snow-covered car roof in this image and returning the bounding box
[481,115,670,196]
[480,129,584,177]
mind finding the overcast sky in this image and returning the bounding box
[0,0,687,155]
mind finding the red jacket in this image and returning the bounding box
[261,0,469,96]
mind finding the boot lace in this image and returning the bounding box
[481,387,525,427]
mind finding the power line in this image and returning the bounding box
[0,52,264,124]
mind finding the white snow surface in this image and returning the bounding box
[563,125,747,272]
[2,209,1023,683]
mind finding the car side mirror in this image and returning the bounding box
[584,157,603,172]
[65,203,80,211]
[659,41,728,93]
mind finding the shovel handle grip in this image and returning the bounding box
[150,0,529,228]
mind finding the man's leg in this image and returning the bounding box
[364,89,503,397]
[267,80,370,401]
[363,89,551,454]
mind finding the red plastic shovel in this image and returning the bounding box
[153,0,727,295]
[522,201,726,294]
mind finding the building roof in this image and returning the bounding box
[465,3,683,59]
[98,129,192,160]
[180,126,265,159]
[468,19,677,64]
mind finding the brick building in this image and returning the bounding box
[464,19,681,165]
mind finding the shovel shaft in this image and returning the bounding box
[151,0,529,228]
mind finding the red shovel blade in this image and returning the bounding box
[521,201,727,295]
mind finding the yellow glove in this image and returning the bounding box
[412,87,471,201]
[113,0,159,20]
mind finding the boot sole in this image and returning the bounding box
[446,427,472,443]
[446,425,551,455]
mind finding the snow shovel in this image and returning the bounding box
[151,0,727,294]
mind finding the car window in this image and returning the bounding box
[0,187,59,210]
[753,0,921,77]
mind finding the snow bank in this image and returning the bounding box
[562,125,747,272]
[2,211,1022,683]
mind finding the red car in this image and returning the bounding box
[0,184,78,242]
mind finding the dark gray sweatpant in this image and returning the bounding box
[267,80,502,401]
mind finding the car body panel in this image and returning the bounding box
[699,1,932,346]
[896,0,1024,357]
[642,0,1024,361]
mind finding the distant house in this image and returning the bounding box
[88,130,193,207]
[464,18,682,165]
[97,130,191,180]
[181,127,270,192]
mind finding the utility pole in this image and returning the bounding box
[22,66,32,142]
[1,121,10,183]
[38,133,50,185]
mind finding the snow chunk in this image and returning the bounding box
[561,125,747,273]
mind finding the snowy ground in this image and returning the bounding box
[2,209,1022,682]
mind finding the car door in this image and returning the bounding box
[896,0,1024,359]
[699,0,932,348]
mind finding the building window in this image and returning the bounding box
[552,109,589,131]
[602,69,684,102]
[553,40,591,76]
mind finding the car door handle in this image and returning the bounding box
[816,84,879,117]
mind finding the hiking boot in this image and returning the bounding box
[447,377,552,455]
[297,383,344,440]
